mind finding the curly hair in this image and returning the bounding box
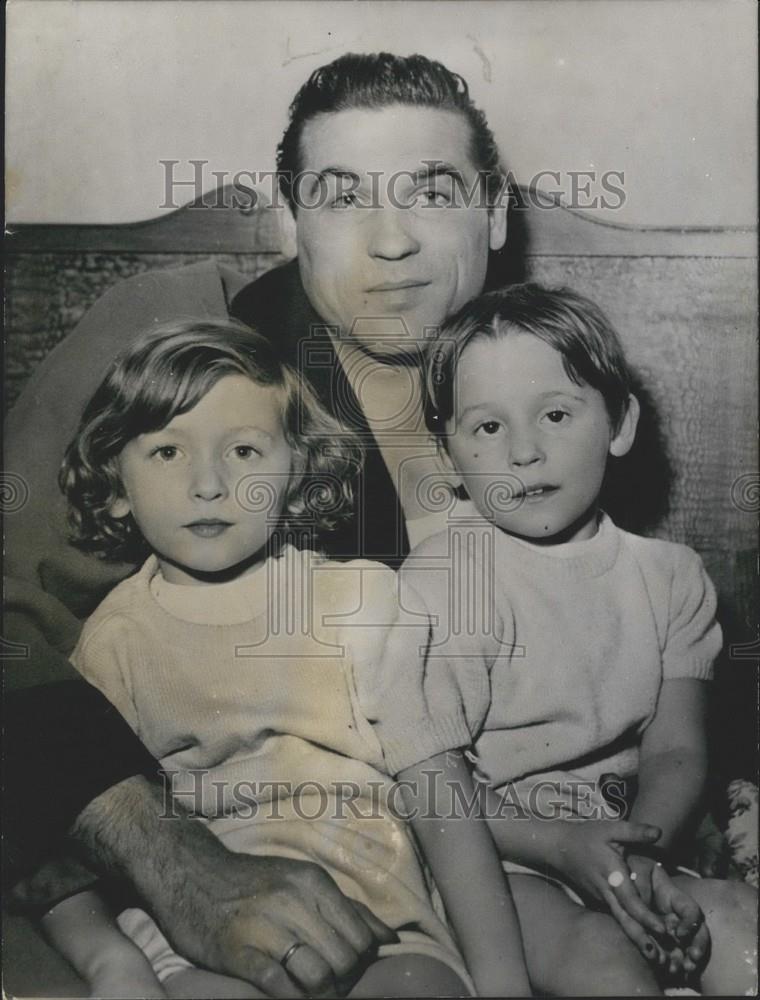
[424,283,635,442]
[277,51,507,212]
[60,319,363,562]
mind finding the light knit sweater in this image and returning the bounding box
[71,546,471,975]
[397,510,722,800]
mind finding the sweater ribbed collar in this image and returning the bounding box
[147,554,275,625]
[446,503,621,581]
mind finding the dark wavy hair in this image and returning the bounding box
[60,319,363,563]
[277,51,506,212]
[424,283,635,440]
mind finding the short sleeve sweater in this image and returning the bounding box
[397,511,722,792]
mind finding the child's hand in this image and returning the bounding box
[627,855,710,978]
[555,820,662,919]
[554,819,669,958]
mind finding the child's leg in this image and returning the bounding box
[671,876,757,996]
[164,967,265,998]
[166,955,466,999]
[509,873,663,996]
[349,955,469,998]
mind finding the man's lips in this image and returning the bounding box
[365,280,431,293]
[184,519,233,538]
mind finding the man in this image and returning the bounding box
[5,53,507,995]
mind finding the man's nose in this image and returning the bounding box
[190,460,228,501]
[366,206,421,260]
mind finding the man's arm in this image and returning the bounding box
[3,676,157,891]
[4,672,396,996]
[71,776,397,998]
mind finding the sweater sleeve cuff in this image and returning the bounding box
[662,657,715,681]
[378,710,474,776]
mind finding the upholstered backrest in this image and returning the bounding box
[5,187,757,771]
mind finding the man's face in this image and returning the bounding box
[294,106,507,358]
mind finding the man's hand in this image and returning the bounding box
[153,852,398,998]
[73,777,397,997]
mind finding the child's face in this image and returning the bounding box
[111,375,294,584]
[443,332,635,544]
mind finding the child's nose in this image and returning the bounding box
[191,461,228,501]
[509,430,544,467]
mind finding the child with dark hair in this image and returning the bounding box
[393,284,757,995]
[43,319,531,998]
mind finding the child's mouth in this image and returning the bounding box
[520,485,558,502]
[185,520,233,538]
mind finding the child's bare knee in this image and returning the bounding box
[349,955,468,998]
[678,876,757,923]
[568,909,623,950]
[561,910,660,994]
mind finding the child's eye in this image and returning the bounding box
[543,409,569,425]
[475,420,502,436]
[230,445,260,460]
[151,445,179,461]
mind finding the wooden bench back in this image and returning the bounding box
[6,187,757,758]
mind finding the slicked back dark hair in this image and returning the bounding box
[277,52,506,211]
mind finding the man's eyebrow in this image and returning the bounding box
[305,167,360,195]
[305,162,467,194]
[408,162,466,185]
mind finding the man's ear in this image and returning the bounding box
[110,496,131,518]
[488,203,508,252]
[278,202,298,260]
[609,394,640,457]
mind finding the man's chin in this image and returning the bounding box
[338,312,442,364]
[350,338,423,366]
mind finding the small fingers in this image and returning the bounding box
[666,945,687,978]
[607,873,666,936]
[686,923,711,970]
[664,912,681,940]
[672,898,705,943]
[609,821,662,845]
[604,888,662,963]
[651,872,705,946]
